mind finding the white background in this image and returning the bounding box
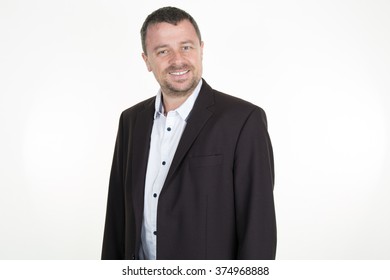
[0,0,389,259]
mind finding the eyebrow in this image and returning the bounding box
[153,44,169,53]
[180,40,196,45]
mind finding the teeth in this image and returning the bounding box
[170,70,189,76]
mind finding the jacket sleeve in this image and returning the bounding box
[234,107,277,259]
[101,113,126,259]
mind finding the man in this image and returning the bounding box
[102,6,276,260]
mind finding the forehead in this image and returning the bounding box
[145,20,199,49]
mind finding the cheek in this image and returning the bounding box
[192,52,203,63]
[191,56,202,68]
[151,65,167,78]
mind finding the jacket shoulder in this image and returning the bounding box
[121,96,155,120]
[212,89,266,117]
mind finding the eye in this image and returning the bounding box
[157,49,168,55]
[182,45,192,51]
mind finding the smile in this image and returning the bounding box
[169,70,190,76]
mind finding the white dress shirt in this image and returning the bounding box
[139,80,202,260]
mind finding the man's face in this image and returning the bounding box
[142,20,203,97]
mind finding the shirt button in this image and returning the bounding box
[167,127,171,131]
[153,193,157,198]
[162,161,166,165]
[153,231,157,235]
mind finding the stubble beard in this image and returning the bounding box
[161,64,201,98]
[162,77,199,98]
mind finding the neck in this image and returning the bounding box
[161,92,192,113]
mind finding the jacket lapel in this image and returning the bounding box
[162,80,215,191]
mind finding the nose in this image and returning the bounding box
[169,49,185,65]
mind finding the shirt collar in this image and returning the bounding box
[154,79,203,121]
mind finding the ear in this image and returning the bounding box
[200,41,204,60]
[142,53,152,72]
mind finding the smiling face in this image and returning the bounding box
[142,20,204,98]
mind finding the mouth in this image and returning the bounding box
[169,70,190,76]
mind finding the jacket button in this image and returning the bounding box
[132,254,135,260]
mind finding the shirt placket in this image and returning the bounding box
[150,113,177,247]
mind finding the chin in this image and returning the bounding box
[167,81,195,93]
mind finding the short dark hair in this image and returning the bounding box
[140,6,202,54]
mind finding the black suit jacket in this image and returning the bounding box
[102,80,276,259]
